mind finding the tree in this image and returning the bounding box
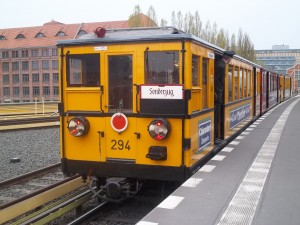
[146,5,158,26]
[160,19,168,26]
[171,11,184,30]
[128,5,158,28]
[128,5,142,27]
[128,7,257,61]
[194,11,202,38]
[230,34,237,52]
[216,28,227,49]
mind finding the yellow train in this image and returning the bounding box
[57,27,291,201]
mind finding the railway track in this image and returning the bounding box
[0,163,88,224]
[0,166,179,225]
[0,115,59,126]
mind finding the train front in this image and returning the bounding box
[57,28,191,201]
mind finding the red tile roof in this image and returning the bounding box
[0,19,129,49]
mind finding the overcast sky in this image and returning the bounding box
[1,0,299,50]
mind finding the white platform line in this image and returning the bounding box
[217,98,300,225]
[136,221,158,225]
[157,195,184,209]
[222,147,234,153]
[181,178,203,188]
[235,136,244,140]
[199,165,216,172]
[212,155,226,161]
[230,141,240,145]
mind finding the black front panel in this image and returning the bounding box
[62,158,185,181]
[140,99,185,115]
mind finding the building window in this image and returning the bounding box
[12,51,19,58]
[42,49,49,57]
[0,35,6,40]
[22,74,29,83]
[3,74,9,84]
[23,87,30,96]
[22,61,29,70]
[13,74,19,83]
[13,87,20,96]
[43,73,50,82]
[33,86,40,96]
[35,32,45,38]
[16,34,25,39]
[2,51,9,58]
[2,62,9,72]
[21,50,29,57]
[77,30,87,36]
[53,86,59,95]
[42,60,49,69]
[52,49,58,56]
[3,87,10,96]
[43,86,50,95]
[32,61,39,70]
[32,73,39,82]
[31,49,39,57]
[53,73,59,83]
[12,62,19,71]
[56,31,66,36]
[52,60,58,69]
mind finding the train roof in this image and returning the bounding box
[57,26,224,53]
[56,26,276,73]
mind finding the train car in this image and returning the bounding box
[267,71,280,109]
[279,74,292,101]
[222,56,254,140]
[57,27,285,201]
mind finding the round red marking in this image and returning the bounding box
[112,115,126,129]
[111,113,128,132]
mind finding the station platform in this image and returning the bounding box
[138,95,300,225]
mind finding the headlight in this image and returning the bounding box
[148,118,171,140]
[68,116,90,137]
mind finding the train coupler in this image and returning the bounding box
[90,177,142,203]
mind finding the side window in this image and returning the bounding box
[145,51,179,84]
[234,67,239,100]
[202,58,208,109]
[192,55,200,86]
[67,54,100,87]
[240,68,243,98]
[248,70,251,97]
[228,65,233,102]
[243,69,247,98]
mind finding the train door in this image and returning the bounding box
[214,55,225,141]
[103,54,138,161]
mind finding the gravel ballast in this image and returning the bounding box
[0,127,60,182]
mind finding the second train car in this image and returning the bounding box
[57,27,291,201]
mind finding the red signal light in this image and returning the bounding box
[68,116,90,137]
[148,118,171,140]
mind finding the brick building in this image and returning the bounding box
[0,19,130,103]
[286,64,300,92]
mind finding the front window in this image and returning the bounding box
[108,55,132,111]
[145,51,179,84]
[67,54,100,87]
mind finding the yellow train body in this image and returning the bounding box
[58,27,291,182]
